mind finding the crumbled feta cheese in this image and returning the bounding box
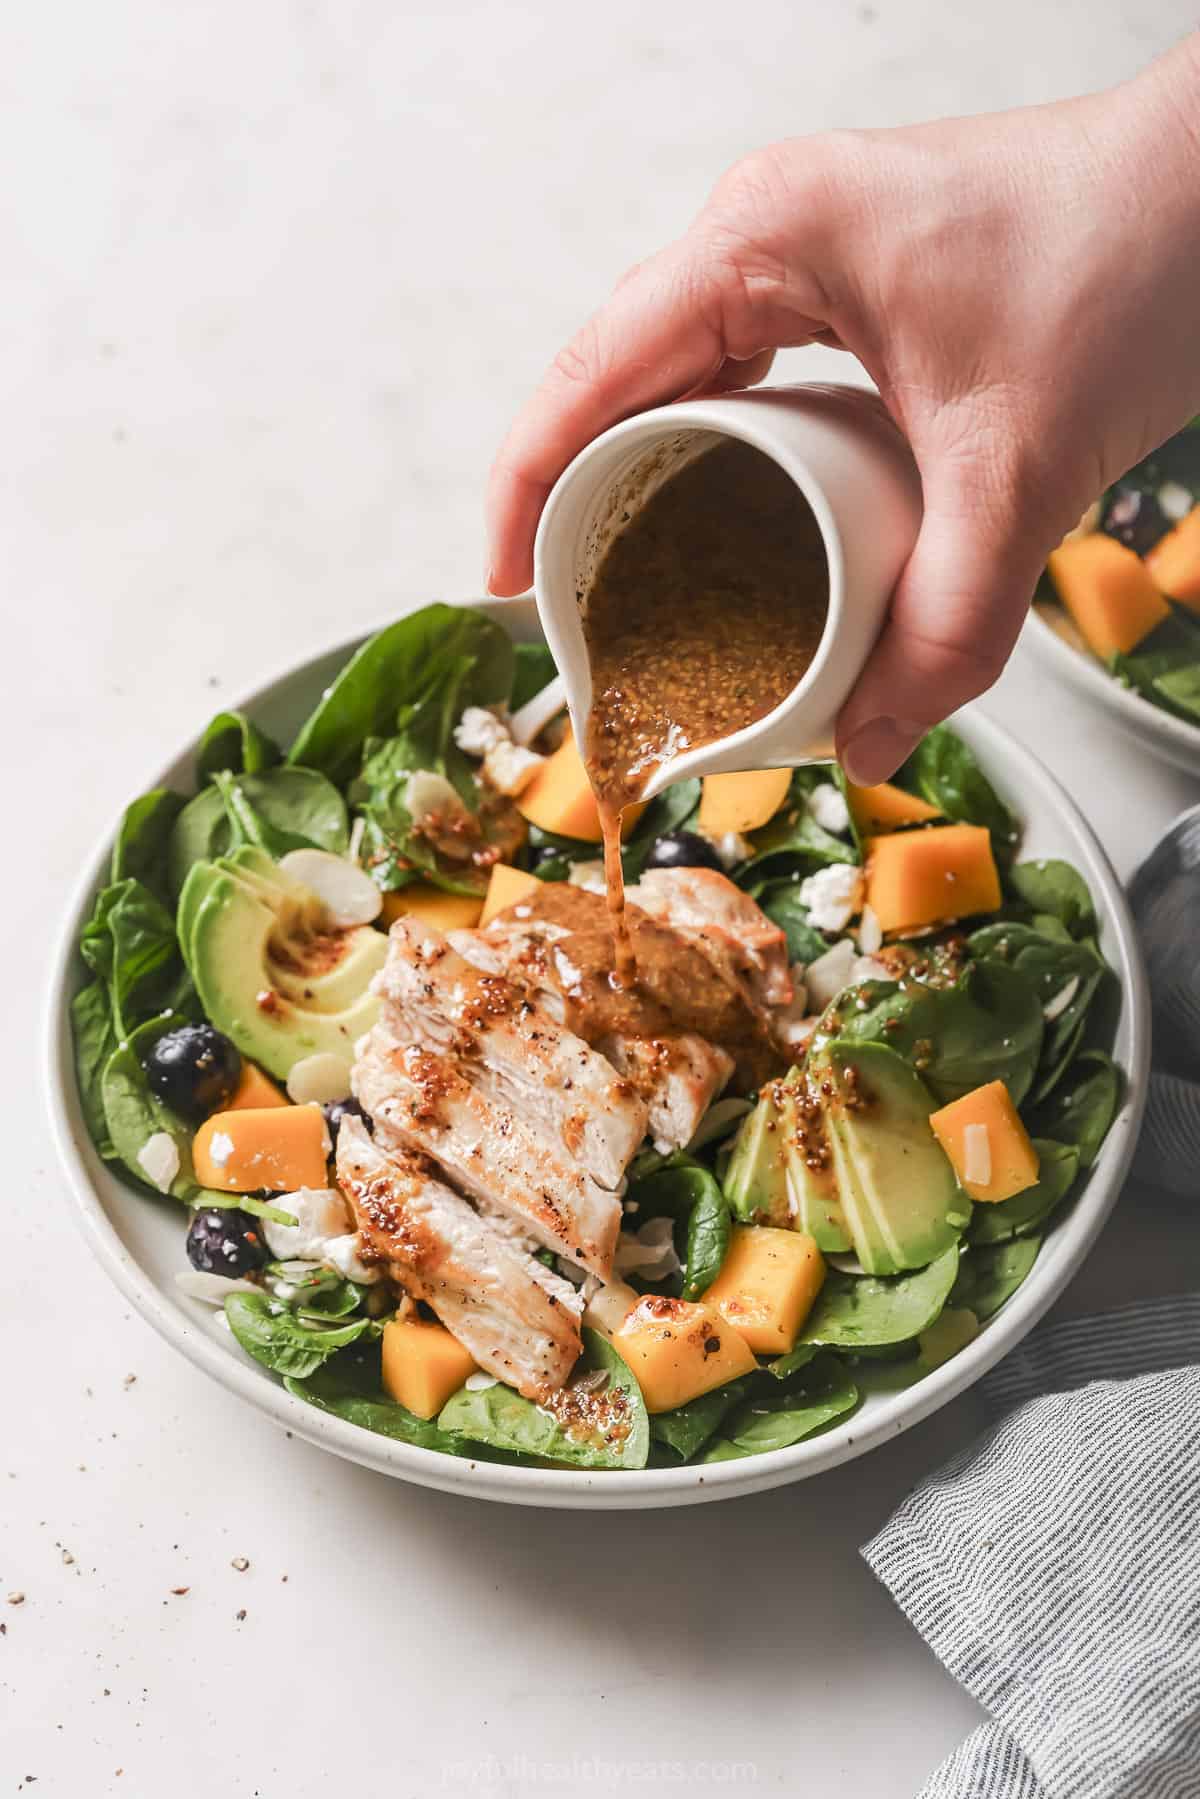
[807,782,851,836]
[262,1188,377,1282]
[858,904,883,956]
[803,938,857,1010]
[454,705,508,756]
[962,1123,992,1187]
[567,860,607,894]
[482,739,544,797]
[1043,975,1081,1022]
[798,864,864,932]
[709,829,753,869]
[207,1131,234,1170]
[323,1233,380,1284]
[613,1216,681,1281]
[1159,480,1192,522]
[137,1131,180,1193]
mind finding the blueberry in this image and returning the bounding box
[1101,485,1169,558]
[323,1097,372,1144]
[642,830,726,873]
[185,1207,267,1277]
[143,1024,242,1124]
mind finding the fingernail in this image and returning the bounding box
[840,718,921,786]
[484,565,497,596]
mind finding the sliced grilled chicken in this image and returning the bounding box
[375,916,646,1190]
[626,867,793,1010]
[354,1025,623,1278]
[450,925,732,1151]
[336,1118,581,1400]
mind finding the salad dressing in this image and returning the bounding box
[580,436,830,986]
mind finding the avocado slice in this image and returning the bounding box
[723,1068,851,1252]
[184,865,386,1080]
[816,1040,965,1276]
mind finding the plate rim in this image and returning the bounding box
[44,600,1152,1510]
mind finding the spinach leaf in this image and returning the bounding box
[353,741,488,895]
[1152,661,1200,723]
[111,790,185,906]
[813,961,1044,1106]
[968,1140,1079,1246]
[850,1307,980,1394]
[71,981,118,1156]
[1006,859,1096,939]
[629,1158,731,1299]
[650,1379,751,1461]
[285,1347,475,1456]
[952,1236,1041,1321]
[287,605,514,785]
[510,643,558,712]
[1030,1050,1120,1169]
[738,784,859,885]
[100,1014,203,1201]
[702,1353,858,1462]
[900,725,1019,858]
[167,767,348,896]
[967,922,1107,1100]
[80,878,189,1042]
[225,1291,377,1379]
[621,780,702,880]
[797,1246,961,1351]
[438,1330,650,1470]
[266,1263,369,1320]
[755,879,829,964]
[195,710,281,782]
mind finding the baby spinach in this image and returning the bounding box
[1030,1050,1120,1169]
[195,710,281,782]
[437,1330,650,1470]
[71,981,118,1156]
[629,1157,731,1300]
[110,789,185,906]
[900,724,1019,858]
[952,1235,1041,1321]
[287,604,514,785]
[284,1347,477,1457]
[267,1263,368,1320]
[702,1354,858,1461]
[850,1308,980,1394]
[814,961,1044,1106]
[797,1246,961,1351]
[755,879,828,965]
[968,1140,1079,1246]
[100,1014,202,1201]
[225,1291,378,1380]
[967,921,1107,1100]
[738,783,859,885]
[80,877,192,1042]
[650,1379,752,1461]
[510,643,558,712]
[1006,859,1096,939]
[167,767,348,896]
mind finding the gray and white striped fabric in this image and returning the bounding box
[864,1297,1200,1798]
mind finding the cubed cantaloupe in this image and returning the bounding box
[381,1315,478,1419]
[613,1295,757,1413]
[845,780,941,836]
[480,862,542,926]
[1145,503,1200,608]
[929,1080,1040,1203]
[515,729,646,843]
[193,1103,330,1193]
[701,1224,826,1354]
[698,768,792,837]
[224,1061,289,1112]
[380,884,485,931]
[1046,534,1170,656]
[864,822,1001,934]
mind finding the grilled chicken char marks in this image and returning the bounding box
[354,1027,622,1278]
[374,917,647,1190]
[337,1117,581,1400]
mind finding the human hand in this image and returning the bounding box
[485,38,1200,782]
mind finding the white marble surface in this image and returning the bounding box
[8,3,1200,1793]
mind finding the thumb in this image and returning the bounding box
[834,471,1047,784]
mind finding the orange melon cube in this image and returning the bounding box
[480,863,542,926]
[844,780,941,836]
[1046,534,1170,656]
[865,822,1001,934]
[224,1061,289,1112]
[193,1103,330,1193]
[516,729,646,843]
[380,884,485,932]
[698,768,792,836]
[614,1295,756,1413]
[701,1224,826,1354]
[929,1080,1041,1203]
[1145,503,1200,608]
[381,1315,478,1419]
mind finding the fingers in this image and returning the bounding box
[835,474,1046,784]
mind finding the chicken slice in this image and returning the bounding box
[336,1118,581,1400]
[626,866,793,1010]
[354,1025,622,1278]
[450,925,733,1152]
[375,916,646,1190]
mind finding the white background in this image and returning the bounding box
[6,3,1200,1794]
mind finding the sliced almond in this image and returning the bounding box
[279,849,383,927]
[285,1051,353,1106]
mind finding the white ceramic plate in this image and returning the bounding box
[45,598,1151,1510]
[1024,602,1200,778]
